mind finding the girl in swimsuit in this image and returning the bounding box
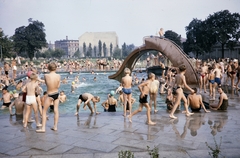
[169,65,195,119]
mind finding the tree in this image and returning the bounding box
[12,20,47,60]
[52,49,65,58]
[121,43,127,58]
[103,42,107,57]
[93,46,97,57]
[164,30,182,47]
[122,43,135,58]
[98,40,102,57]
[205,10,240,58]
[113,47,121,59]
[73,48,81,58]
[83,42,86,57]
[184,18,216,58]
[0,30,14,60]
[110,43,113,57]
[86,43,92,57]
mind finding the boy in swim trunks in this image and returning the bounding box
[1,87,13,109]
[127,73,156,125]
[36,62,61,133]
[121,68,132,117]
[75,93,100,115]
[22,72,42,128]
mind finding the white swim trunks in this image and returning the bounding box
[26,95,36,105]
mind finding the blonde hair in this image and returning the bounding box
[124,68,131,75]
[148,72,155,79]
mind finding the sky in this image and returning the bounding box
[0,0,240,46]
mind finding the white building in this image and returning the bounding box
[78,32,118,57]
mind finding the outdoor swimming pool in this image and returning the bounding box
[0,72,168,115]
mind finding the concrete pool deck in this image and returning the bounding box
[0,91,240,158]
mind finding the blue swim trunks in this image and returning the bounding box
[122,88,132,94]
[209,80,215,84]
[214,77,221,85]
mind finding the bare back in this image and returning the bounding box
[44,73,60,94]
[25,81,38,96]
[121,74,132,89]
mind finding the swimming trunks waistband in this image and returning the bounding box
[122,88,132,95]
[48,92,59,101]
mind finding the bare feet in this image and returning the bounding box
[75,112,78,116]
[182,111,186,114]
[96,112,100,115]
[154,110,158,113]
[123,114,126,117]
[169,114,177,119]
[37,124,42,127]
[51,127,57,131]
[186,112,194,117]
[127,115,132,123]
[147,121,156,125]
[28,119,35,123]
[36,129,46,133]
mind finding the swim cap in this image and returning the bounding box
[13,90,17,93]
[72,81,75,84]
[27,71,33,77]
[110,90,115,96]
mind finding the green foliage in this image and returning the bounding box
[164,30,182,47]
[184,10,240,58]
[83,42,86,57]
[103,42,107,57]
[147,146,159,158]
[93,46,97,57]
[205,136,224,158]
[0,30,14,60]
[98,40,102,57]
[113,47,121,59]
[12,20,47,60]
[122,43,135,58]
[118,150,134,158]
[40,49,65,59]
[86,43,92,57]
[206,10,240,58]
[110,43,113,57]
[73,48,81,58]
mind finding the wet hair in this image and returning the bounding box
[94,96,100,102]
[2,86,8,91]
[124,68,131,75]
[191,130,197,137]
[179,65,186,72]
[43,91,47,95]
[192,87,197,93]
[48,62,57,71]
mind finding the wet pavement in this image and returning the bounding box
[0,90,240,158]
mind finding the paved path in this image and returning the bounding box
[0,91,240,158]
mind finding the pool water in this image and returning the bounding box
[0,72,168,115]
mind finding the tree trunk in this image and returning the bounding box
[221,43,225,58]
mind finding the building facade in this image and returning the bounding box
[55,36,79,57]
[78,32,118,57]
